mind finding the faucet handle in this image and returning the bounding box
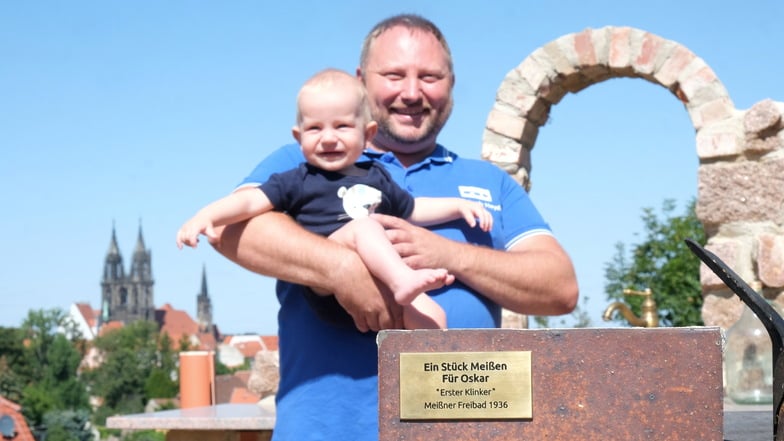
[622,288,652,297]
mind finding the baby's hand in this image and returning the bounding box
[176,217,217,249]
[458,201,493,232]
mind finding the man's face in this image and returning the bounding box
[362,26,454,155]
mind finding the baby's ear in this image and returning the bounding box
[291,126,301,143]
[364,120,378,143]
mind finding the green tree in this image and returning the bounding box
[83,320,166,425]
[0,327,28,402]
[42,409,94,441]
[604,198,705,327]
[17,310,90,429]
[144,331,179,399]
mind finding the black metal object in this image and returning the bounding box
[685,238,784,440]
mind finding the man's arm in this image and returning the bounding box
[373,214,578,316]
[210,211,404,332]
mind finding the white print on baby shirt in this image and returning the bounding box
[338,184,383,220]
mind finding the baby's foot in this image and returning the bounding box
[403,295,447,329]
[393,268,453,305]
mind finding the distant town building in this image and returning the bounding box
[0,396,35,441]
[67,223,280,408]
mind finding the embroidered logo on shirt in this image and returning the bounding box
[459,185,500,212]
[458,186,492,202]
[337,184,382,219]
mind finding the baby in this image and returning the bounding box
[177,68,492,329]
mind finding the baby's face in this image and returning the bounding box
[295,85,369,173]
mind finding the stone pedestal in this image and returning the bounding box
[378,328,724,441]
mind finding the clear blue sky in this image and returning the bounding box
[2,1,781,335]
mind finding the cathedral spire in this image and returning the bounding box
[134,219,146,254]
[200,264,209,297]
[130,220,153,282]
[197,264,213,333]
[103,222,124,282]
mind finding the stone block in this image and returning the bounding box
[697,241,743,289]
[574,28,598,66]
[744,99,782,135]
[542,40,577,76]
[378,328,723,441]
[654,45,696,88]
[702,291,745,329]
[690,98,737,132]
[679,65,728,108]
[247,350,279,399]
[608,26,632,73]
[631,32,666,76]
[481,130,523,164]
[486,108,525,140]
[695,128,743,159]
[696,160,784,226]
[757,233,784,288]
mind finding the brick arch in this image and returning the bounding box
[483,26,784,329]
[481,26,733,189]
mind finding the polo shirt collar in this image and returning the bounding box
[362,144,457,167]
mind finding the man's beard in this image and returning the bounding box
[374,100,453,148]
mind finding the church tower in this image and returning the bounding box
[100,225,125,323]
[128,224,155,321]
[100,223,155,324]
[196,265,214,333]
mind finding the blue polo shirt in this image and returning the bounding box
[237,143,552,441]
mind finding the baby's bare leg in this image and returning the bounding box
[329,218,453,305]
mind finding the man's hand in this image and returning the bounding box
[371,213,451,270]
[327,249,405,332]
[372,212,579,316]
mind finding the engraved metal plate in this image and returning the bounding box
[399,351,532,420]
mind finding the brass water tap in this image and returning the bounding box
[602,288,659,327]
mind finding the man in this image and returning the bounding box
[212,14,579,440]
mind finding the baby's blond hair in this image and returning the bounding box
[295,68,372,126]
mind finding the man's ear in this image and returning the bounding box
[292,126,301,143]
[365,121,378,143]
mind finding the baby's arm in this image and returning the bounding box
[407,197,493,232]
[176,187,274,249]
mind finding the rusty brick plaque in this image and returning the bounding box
[378,327,724,441]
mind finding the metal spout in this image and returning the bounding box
[602,288,659,327]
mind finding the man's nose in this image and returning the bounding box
[400,76,422,102]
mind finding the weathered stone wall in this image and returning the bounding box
[247,349,279,399]
[483,26,784,330]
